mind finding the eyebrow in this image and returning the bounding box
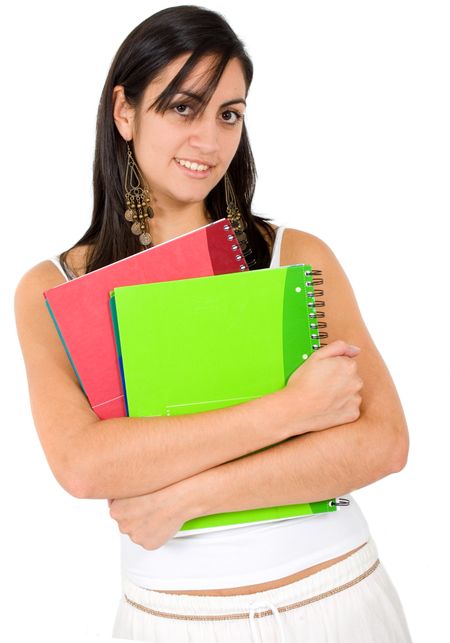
[174,90,247,108]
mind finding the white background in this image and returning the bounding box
[1,1,449,641]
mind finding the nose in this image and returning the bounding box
[188,117,220,155]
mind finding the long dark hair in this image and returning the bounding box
[61,5,275,273]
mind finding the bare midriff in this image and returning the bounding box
[153,542,367,596]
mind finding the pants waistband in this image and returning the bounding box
[124,558,379,622]
[122,537,378,621]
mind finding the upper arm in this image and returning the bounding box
[283,229,409,467]
[14,261,99,495]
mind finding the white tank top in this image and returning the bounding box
[49,225,371,590]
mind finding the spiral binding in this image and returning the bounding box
[304,268,328,350]
[223,224,247,271]
[329,498,350,507]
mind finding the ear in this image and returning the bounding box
[112,85,135,141]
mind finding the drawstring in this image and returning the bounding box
[249,600,287,643]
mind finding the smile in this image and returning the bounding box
[175,158,211,172]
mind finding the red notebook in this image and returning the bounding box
[44,220,248,419]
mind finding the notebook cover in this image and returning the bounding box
[111,265,337,535]
[44,220,247,419]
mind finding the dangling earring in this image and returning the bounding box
[123,141,154,247]
[224,172,256,267]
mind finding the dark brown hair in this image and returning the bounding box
[61,5,275,273]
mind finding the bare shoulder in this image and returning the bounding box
[14,251,82,325]
[15,260,68,304]
[14,256,95,372]
[278,228,327,264]
[279,227,364,342]
[14,242,93,336]
[14,260,79,385]
[15,243,91,299]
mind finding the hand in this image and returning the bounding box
[282,339,363,435]
[108,479,193,550]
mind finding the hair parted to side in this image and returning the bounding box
[61,4,276,273]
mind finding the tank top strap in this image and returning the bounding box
[48,255,76,281]
[269,226,286,268]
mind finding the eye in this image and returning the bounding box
[173,104,192,116]
[221,110,243,125]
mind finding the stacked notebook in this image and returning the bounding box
[45,222,343,537]
[110,264,338,536]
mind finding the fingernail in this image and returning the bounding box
[348,344,361,352]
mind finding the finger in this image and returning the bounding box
[315,339,360,359]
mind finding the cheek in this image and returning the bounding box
[221,128,242,159]
[135,123,183,173]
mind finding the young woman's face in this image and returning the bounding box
[131,54,247,209]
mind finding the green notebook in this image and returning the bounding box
[110,264,339,536]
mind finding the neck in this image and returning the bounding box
[147,201,212,246]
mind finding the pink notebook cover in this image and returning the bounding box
[44,220,248,419]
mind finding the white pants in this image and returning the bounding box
[112,537,412,642]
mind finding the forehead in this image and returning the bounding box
[144,54,247,103]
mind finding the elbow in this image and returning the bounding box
[50,447,97,499]
[53,463,94,499]
[61,473,94,499]
[386,421,410,474]
[389,441,409,474]
[366,419,410,481]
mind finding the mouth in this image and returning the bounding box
[174,157,213,178]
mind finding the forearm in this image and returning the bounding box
[181,416,408,520]
[70,389,295,499]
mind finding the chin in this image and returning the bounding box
[173,191,211,205]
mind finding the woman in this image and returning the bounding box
[14,5,412,642]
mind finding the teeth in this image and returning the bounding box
[176,158,210,171]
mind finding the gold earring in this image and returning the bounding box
[224,173,257,267]
[224,172,248,251]
[123,141,153,247]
